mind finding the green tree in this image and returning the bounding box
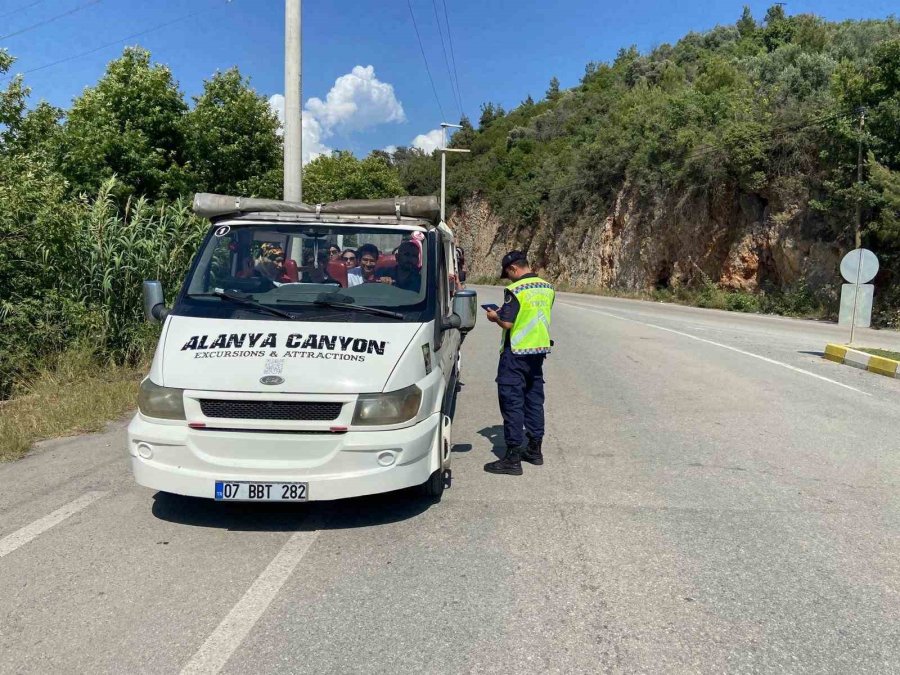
[390,146,440,195]
[302,151,403,203]
[56,47,189,200]
[546,76,561,101]
[183,68,282,197]
[478,102,505,129]
[763,4,794,52]
[869,156,900,243]
[0,50,27,146]
[737,6,757,38]
[449,115,476,149]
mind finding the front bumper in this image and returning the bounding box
[127,413,441,501]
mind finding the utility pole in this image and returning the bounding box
[854,106,866,249]
[439,122,470,224]
[284,0,302,202]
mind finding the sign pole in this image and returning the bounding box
[849,250,863,345]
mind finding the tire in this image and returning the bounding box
[420,467,446,499]
[419,414,452,500]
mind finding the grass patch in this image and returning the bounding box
[0,348,145,462]
[857,347,900,362]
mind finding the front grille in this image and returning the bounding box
[200,399,343,421]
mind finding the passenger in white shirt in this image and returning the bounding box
[347,244,381,287]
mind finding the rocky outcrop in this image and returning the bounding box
[450,185,842,294]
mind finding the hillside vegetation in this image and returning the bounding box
[395,7,899,325]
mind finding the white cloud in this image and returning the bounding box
[268,94,332,164]
[268,93,284,126]
[268,65,405,165]
[306,65,405,133]
[382,144,398,155]
[411,128,444,154]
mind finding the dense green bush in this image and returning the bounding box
[724,292,761,313]
[0,179,206,396]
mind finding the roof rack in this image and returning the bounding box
[192,193,440,225]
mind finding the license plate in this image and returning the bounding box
[214,481,308,501]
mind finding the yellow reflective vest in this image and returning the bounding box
[500,277,555,355]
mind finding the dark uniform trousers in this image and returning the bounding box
[496,350,546,449]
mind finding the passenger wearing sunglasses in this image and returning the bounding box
[340,249,357,267]
[328,245,342,261]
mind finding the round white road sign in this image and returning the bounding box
[840,248,879,284]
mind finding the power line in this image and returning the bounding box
[441,0,464,119]
[5,1,233,78]
[0,0,47,21]
[406,0,445,121]
[431,0,461,118]
[0,0,102,41]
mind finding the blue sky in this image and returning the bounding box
[2,0,897,160]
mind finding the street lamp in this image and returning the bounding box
[439,122,470,224]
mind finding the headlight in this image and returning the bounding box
[138,378,186,420]
[352,384,422,425]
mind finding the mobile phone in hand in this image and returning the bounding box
[481,303,500,312]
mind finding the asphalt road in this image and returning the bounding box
[2,290,899,674]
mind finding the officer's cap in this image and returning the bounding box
[500,250,528,278]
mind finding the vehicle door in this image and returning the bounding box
[436,236,461,386]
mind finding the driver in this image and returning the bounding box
[377,240,422,292]
[254,244,286,282]
[302,249,340,285]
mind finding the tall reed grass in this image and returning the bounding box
[2,179,207,397]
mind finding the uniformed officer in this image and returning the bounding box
[484,251,555,475]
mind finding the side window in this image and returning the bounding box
[438,241,451,317]
[207,235,234,288]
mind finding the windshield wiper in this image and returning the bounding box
[313,294,405,320]
[188,291,296,320]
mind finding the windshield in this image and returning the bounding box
[176,222,430,322]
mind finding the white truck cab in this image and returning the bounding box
[128,193,476,502]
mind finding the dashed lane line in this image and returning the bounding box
[180,529,320,675]
[559,301,868,395]
[0,491,107,559]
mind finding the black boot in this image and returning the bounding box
[521,435,543,465]
[484,446,523,475]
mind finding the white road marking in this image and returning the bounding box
[0,491,106,558]
[180,529,320,675]
[561,301,868,395]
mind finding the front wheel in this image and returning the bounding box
[420,467,447,499]
[419,414,452,499]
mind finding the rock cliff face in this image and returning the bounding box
[450,186,843,294]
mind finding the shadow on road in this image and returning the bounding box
[151,488,436,532]
[798,350,825,357]
[477,425,506,458]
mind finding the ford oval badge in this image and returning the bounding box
[260,375,284,385]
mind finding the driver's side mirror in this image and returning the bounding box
[451,289,477,333]
[143,280,169,323]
